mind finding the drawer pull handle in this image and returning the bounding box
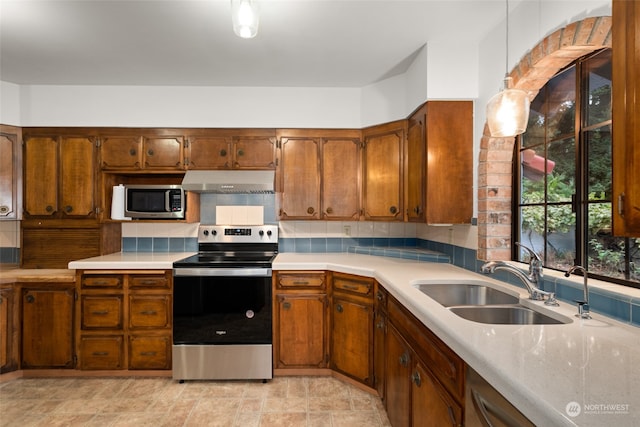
[292,281,309,285]
[140,351,157,357]
[139,280,160,285]
[342,284,359,290]
[140,310,157,315]
[92,281,109,286]
[92,351,109,356]
[91,310,109,315]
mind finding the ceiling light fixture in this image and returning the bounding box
[486,0,530,137]
[231,0,259,39]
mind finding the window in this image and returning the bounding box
[515,48,639,288]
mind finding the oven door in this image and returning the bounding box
[173,268,272,345]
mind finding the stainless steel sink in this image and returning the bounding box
[414,283,519,307]
[449,305,568,325]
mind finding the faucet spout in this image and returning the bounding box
[564,265,591,319]
[481,261,540,298]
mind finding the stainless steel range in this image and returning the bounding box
[172,224,278,382]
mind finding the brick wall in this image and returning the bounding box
[477,17,612,261]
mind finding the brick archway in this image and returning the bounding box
[477,16,612,261]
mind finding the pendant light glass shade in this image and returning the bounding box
[231,0,259,39]
[486,78,530,137]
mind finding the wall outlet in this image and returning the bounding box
[343,225,351,236]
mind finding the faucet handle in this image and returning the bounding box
[515,242,541,263]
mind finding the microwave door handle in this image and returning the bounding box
[165,190,171,213]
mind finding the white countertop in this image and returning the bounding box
[68,252,195,270]
[69,251,639,426]
[274,252,640,427]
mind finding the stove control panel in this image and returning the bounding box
[198,224,278,243]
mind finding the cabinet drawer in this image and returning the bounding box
[81,296,123,329]
[129,295,171,329]
[79,335,124,370]
[332,273,373,297]
[388,296,464,401]
[129,274,170,290]
[82,275,123,289]
[128,335,171,370]
[275,272,326,291]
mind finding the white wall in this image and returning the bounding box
[0,81,21,125]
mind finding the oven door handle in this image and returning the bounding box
[173,268,272,277]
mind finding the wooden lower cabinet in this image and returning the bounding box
[76,270,172,370]
[21,284,75,369]
[273,271,329,370]
[0,286,18,373]
[330,272,374,385]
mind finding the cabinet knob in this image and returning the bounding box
[326,207,333,214]
[26,294,35,303]
[147,149,154,156]
[336,303,344,313]
[65,205,73,213]
[413,206,420,214]
[129,148,136,156]
[389,206,398,214]
[0,205,9,214]
[376,290,384,301]
[399,352,409,366]
[307,207,315,215]
[237,149,244,156]
[220,149,227,157]
[412,370,422,387]
[376,319,385,329]
[45,205,53,213]
[283,301,291,310]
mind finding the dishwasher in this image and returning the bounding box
[465,367,536,427]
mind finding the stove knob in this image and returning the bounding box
[212,230,217,236]
[259,230,264,236]
[267,230,272,237]
[203,230,209,236]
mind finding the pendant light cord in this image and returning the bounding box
[505,0,509,77]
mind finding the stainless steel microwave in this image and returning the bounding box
[124,185,185,219]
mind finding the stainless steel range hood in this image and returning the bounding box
[181,170,275,193]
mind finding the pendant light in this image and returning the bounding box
[231,0,259,39]
[486,0,530,137]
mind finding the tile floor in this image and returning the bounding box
[0,376,391,427]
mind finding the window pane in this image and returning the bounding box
[586,202,623,278]
[547,138,575,203]
[586,125,612,200]
[518,206,545,262]
[547,66,576,138]
[547,204,576,269]
[523,96,546,149]
[585,49,612,126]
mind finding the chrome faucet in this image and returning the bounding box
[481,242,559,305]
[564,265,591,319]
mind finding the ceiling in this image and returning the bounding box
[0,0,506,88]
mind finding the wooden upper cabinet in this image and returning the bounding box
[612,0,640,236]
[321,136,361,220]
[100,134,184,171]
[24,134,97,219]
[278,133,321,219]
[406,111,426,222]
[0,125,21,220]
[142,136,184,170]
[424,101,473,224]
[185,131,276,170]
[362,121,405,221]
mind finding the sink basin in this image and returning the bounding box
[448,305,569,325]
[415,283,519,307]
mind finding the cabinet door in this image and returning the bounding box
[23,136,58,217]
[321,138,361,220]
[79,335,124,370]
[21,287,74,368]
[129,295,171,329]
[81,295,123,329]
[233,136,277,169]
[274,294,327,368]
[100,136,142,170]
[142,136,184,170]
[406,108,426,222]
[0,127,20,219]
[187,136,232,169]
[278,137,321,219]
[128,335,171,370]
[0,287,17,373]
[411,361,462,427]
[612,0,640,236]
[60,137,97,218]
[385,323,412,427]
[331,295,373,385]
[374,309,387,400]
[363,122,404,221]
